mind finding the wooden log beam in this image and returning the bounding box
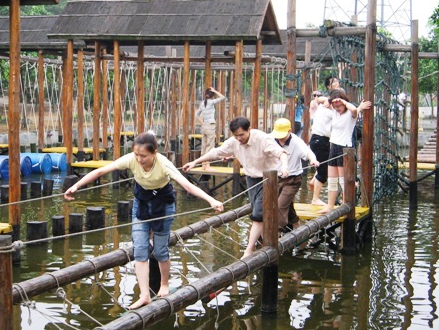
[94,246,278,330]
[13,204,251,304]
[93,41,101,161]
[277,203,352,254]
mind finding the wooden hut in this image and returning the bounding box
[47,0,283,166]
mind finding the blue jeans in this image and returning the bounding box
[131,197,175,262]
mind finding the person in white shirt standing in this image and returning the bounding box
[196,87,225,170]
[318,89,371,214]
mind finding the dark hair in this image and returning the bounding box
[325,76,338,90]
[133,131,158,153]
[204,88,215,107]
[328,89,349,104]
[229,117,250,133]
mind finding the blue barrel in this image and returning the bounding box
[0,156,9,180]
[50,153,67,172]
[20,155,33,177]
[21,153,52,174]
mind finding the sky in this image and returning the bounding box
[271,0,438,40]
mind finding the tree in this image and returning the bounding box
[417,6,439,115]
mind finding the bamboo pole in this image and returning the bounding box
[93,41,101,161]
[261,170,278,313]
[341,148,356,254]
[8,0,21,236]
[361,0,377,213]
[409,20,419,209]
[12,205,251,304]
[113,41,122,160]
[37,50,45,151]
[137,41,145,134]
[251,40,262,129]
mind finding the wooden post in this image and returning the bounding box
[26,221,48,243]
[30,181,41,198]
[169,69,177,152]
[436,38,439,189]
[93,41,101,161]
[77,49,85,161]
[42,178,54,196]
[409,20,419,209]
[234,41,243,117]
[205,41,212,87]
[228,71,234,121]
[8,0,21,246]
[362,0,377,215]
[69,213,83,233]
[261,170,278,313]
[52,215,65,237]
[0,235,13,330]
[342,148,356,254]
[113,40,122,160]
[117,201,130,221]
[286,0,297,124]
[102,48,109,150]
[182,41,190,165]
[37,50,45,151]
[218,71,226,143]
[302,40,312,143]
[86,206,105,230]
[263,69,268,132]
[251,39,262,129]
[137,41,145,133]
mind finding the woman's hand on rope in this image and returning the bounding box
[210,199,224,212]
[182,161,196,172]
[64,185,78,201]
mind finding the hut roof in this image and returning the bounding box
[122,30,332,62]
[0,15,85,51]
[48,0,282,46]
[0,0,59,6]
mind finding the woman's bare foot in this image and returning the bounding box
[157,285,170,297]
[312,199,326,206]
[129,295,152,309]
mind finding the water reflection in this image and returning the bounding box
[6,171,439,329]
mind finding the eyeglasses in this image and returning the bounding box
[313,94,322,97]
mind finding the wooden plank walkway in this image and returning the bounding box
[70,160,113,169]
[42,147,106,155]
[399,162,436,171]
[0,223,13,234]
[187,166,244,176]
[295,203,370,222]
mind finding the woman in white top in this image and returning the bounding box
[318,89,371,214]
[196,87,225,170]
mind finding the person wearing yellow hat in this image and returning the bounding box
[271,118,319,231]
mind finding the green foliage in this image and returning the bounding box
[0,0,67,16]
